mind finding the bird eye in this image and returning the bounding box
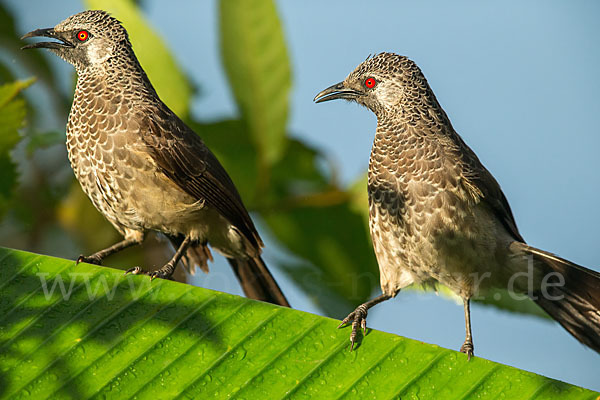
[364,77,377,89]
[76,30,89,42]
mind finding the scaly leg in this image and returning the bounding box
[459,297,474,360]
[125,235,191,281]
[77,237,141,265]
[339,292,396,351]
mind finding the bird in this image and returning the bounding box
[314,52,600,357]
[21,10,290,307]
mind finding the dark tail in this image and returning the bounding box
[519,243,600,353]
[168,236,289,307]
[227,256,290,307]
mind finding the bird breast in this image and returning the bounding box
[65,74,202,235]
[368,123,504,296]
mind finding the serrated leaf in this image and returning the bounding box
[0,79,34,216]
[84,0,192,117]
[0,247,596,398]
[219,0,291,165]
[25,131,64,156]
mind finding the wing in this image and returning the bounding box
[140,105,263,250]
[455,134,525,243]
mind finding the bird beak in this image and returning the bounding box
[21,28,74,50]
[313,81,363,103]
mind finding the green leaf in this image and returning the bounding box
[0,4,58,95]
[190,119,259,207]
[194,119,377,317]
[0,62,15,84]
[263,202,380,317]
[193,121,332,209]
[219,0,292,165]
[56,182,121,252]
[268,138,331,199]
[0,247,596,398]
[0,79,34,216]
[475,287,549,319]
[84,0,192,117]
[25,131,64,156]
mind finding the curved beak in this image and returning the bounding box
[21,28,74,50]
[313,81,363,103]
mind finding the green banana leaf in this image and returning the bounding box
[0,247,596,399]
[0,79,34,218]
[219,0,292,166]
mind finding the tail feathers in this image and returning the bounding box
[167,235,289,307]
[227,256,290,307]
[181,243,213,274]
[519,243,600,353]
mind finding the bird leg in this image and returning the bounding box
[125,236,191,281]
[460,298,475,360]
[77,237,141,265]
[339,292,395,350]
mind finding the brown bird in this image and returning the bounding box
[314,52,600,356]
[22,10,289,307]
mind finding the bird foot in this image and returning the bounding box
[460,340,474,361]
[124,266,147,275]
[76,254,102,265]
[124,264,175,281]
[338,303,369,351]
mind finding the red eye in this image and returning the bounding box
[365,77,377,88]
[77,30,89,41]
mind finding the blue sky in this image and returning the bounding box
[6,0,600,391]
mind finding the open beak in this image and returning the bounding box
[313,81,363,103]
[21,28,74,50]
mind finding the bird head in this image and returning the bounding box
[21,10,130,71]
[314,52,429,117]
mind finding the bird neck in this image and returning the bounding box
[374,86,455,142]
[372,98,462,169]
[73,47,159,104]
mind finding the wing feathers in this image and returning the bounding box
[142,108,262,250]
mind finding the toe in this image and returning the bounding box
[77,255,101,265]
[338,312,355,329]
[459,343,475,360]
[124,266,142,275]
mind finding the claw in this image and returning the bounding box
[124,266,143,275]
[336,294,392,351]
[77,254,101,265]
[339,305,369,351]
[338,313,353,329]
[460,341,475,361]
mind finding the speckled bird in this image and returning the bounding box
[22,10,289,307]
[315,52,600,356]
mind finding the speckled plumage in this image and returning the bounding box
[23,10,289,306]
[315,52,600,355]
[345,53,521,299]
